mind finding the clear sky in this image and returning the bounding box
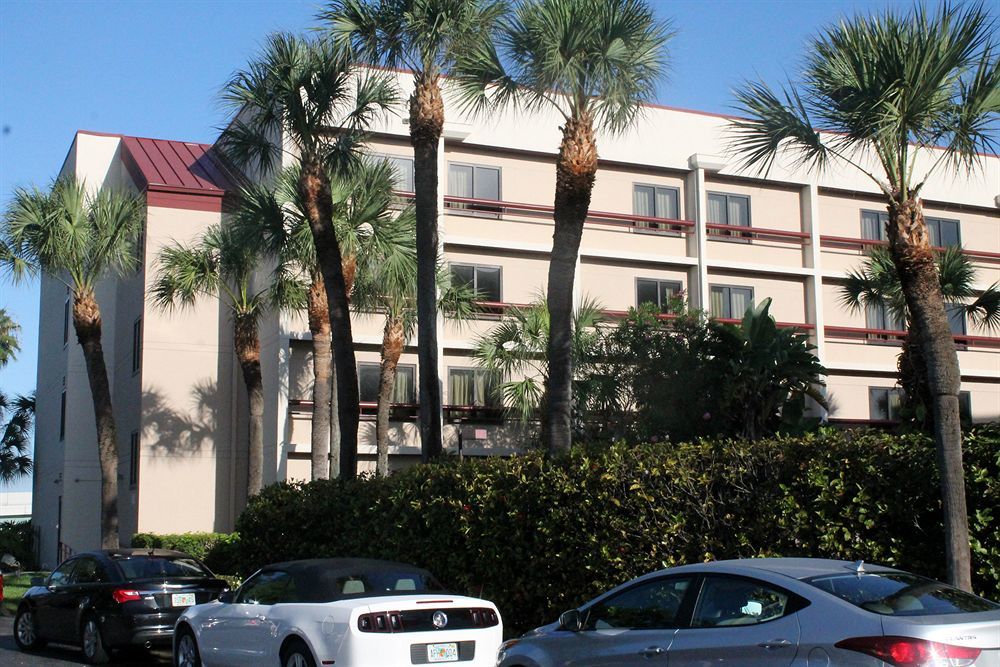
[0,0,955,492]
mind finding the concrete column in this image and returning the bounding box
[275,331,291,482]
[435,135,447,440]
[801,182,829,418]
[685,163,710,311]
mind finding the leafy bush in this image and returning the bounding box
[235,426,1000,635]
[0,521,36,570]
[130,532,241,576]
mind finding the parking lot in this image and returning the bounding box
[0,615,171,666]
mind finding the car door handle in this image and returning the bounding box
[758,639,792,649]
[639,646,667,657]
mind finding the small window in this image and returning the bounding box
[926,217,961,248]
[48,558,78,588]
[373,154,415,193]
[358,363,416,404]
[945,303,966,336]
[63,297,71,346]
[59,389,67,441]
[69,557,108,585]
[585,577,694,630]
[448,368,499,407]
[691,576,800,627]
[870,387,903,421]
[707,192,751,241]
[959,391,972,425]
[860,209,889,241]
[447,163,501,215]
[450,264,502,303]
[135,228,146,270]
[236,570,294,605]
[636,279,682,312]
[633,184,681,234]
[132,318,143,374]
[709,285,754,320]
[865,302,905,343]
[129,431,140,488]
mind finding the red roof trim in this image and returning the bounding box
[147,190,224,213]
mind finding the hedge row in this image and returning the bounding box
[130,531,241,577]
[224,427,998,634]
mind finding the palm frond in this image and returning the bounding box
[965,283,1000,331]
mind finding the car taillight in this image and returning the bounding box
[470,608,499,627]
[112,589,142,604]
[836,636,981,666]
[358,612,403,633]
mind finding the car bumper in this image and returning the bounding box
[100,611,183,647]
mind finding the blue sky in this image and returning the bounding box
[0,0,950,490]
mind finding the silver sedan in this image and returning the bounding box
[496,558,1000,666]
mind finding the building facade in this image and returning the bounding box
[32,75,999,566]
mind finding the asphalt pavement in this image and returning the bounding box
[0,615,171,666]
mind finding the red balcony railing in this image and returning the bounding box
[824,325,1000,349]
[820,235,1000,262]
[706,223,810,245]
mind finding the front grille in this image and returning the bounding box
[409,641,475,664]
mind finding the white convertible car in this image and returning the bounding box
[173,558,503,667]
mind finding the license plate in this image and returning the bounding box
[171,593,196,607]
[427,643,458,663]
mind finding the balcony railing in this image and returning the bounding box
[289,399,505,424]
[706,223,810,245]
[819,235,1000,262]
[824,325,1000,349]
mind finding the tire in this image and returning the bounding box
[13,606,47,651]
[81,614,110,664]
[281,639,316,667]
[175,628,202,667]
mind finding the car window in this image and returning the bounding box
[237,570,293,605]
[691,577,793,627]
[586,577,693,630]
[48,559,78,587]
[807,573,999,616]
[69,558,108,585]
[115,556,212,580]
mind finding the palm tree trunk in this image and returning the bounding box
[329,358,340,478]
[307,276,332,481]
[898,329,932,430]
[887,196,970,590]
[410,72,444,463]
[299,159,359,479]
[234,316,264,496]
[72,290,119,549]
[376,316,405,477]
[545,115,598,453]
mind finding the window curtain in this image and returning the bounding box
[710,287,726,318]
[729,288,752,318]
[392,367,415,403]
[634,185,654,228]
[728,196,749,227]
[656,188,678,220]
[707,194,726,224]
[449,370,472,406]
[861,211,885,241]
[448,164,474,198]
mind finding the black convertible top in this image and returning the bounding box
[253,558,448,603]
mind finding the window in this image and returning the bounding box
[865,302,905,333]
[63,296,70,346]
[447,163,501,215]
[48,558,78,588]
[358,363,416,404]
[636,279,682,312]
[926,217,961,247]
[861,209,889,241]
[870,387,903,421]
[375,154,414,193]
[448,368,499,407]
[959,391,972,425]
[807,572,997,616]
[237,570,295,605]
[59,388,67,441]
[710,285,754,319]
[707,192,750,240]
[691,576,800,627]
[585,577,694,630]
[450,263,502,303]
[135,228,146,270]
[69,557,108,585]
[132,318,142,374]
[633,184,681,234]
[945,303,966,336]
[129,431,140,488]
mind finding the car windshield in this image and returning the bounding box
[299,569,448,602]
[115,556,212,580]
[806,572,998,616]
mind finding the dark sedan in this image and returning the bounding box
[14,548,228,664]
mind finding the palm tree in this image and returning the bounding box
[219,32,397,479]
[0,391,33,484]
[0,308,19,368]
[2,176,144,548]
[453,0,671,452]
[151,222,302,498]
[729,3,997,589]
[840,246,1000,428]
[323,0,506,462]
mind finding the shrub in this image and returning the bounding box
[0,521,36,570]
[235,426,1000,635]
[130,532,241,576]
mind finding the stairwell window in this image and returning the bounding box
[132,318,143,375]
[450,263,502,304]
[709,285,754,319]
[448,368,500,407]
[633,184,681,234]
[707,192,751,241]
[447,163,501,216]
[63,296,70,347]
[129,431,140,488]
[636,279,682,313]
[59,387,67,441]
[358,362,416,404]
[869,387,903,421]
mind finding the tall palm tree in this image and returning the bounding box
[0,307,19,368]
[840,246,1000,428]
[323,0,506,462]
[730,3,998,589]
[151,222,303,498]
[219,32,397,479]
[452,0,671,452]
[0,391,33,484]
[2,176,144,548]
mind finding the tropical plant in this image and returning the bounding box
[2,176,144,548]
[151,222,303,498]
[219,32,397,479]
[473,297,605,442]
[0,308,19,368]
[840,246,1000,428]
[0,391,33,484]
[453,0,671,452]
[323,0,506,463]
[730,2,998,589]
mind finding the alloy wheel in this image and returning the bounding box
[285,651,311,667]
[176,633,200,667]
[15,610,35,646]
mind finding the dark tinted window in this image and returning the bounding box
[115,556,212,580]
[585,577,693,630]
[48,559,77,587]
[298,569,447,603]
[70,558,109,584]
[807,573,999,616]
[237,570,294,605]
[692,576,799,627]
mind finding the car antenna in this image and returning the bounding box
[850,560,865,575]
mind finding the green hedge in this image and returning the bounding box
[130,532,242,576]
[0,521,36,570]
[234,427,1000,635]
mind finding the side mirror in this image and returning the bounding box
[30,576,45,587]
[558,609,583,632]
[219,591,235,604]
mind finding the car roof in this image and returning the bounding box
[86,548,194,559]
[666,557,903,581]
[262,558,432,578]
